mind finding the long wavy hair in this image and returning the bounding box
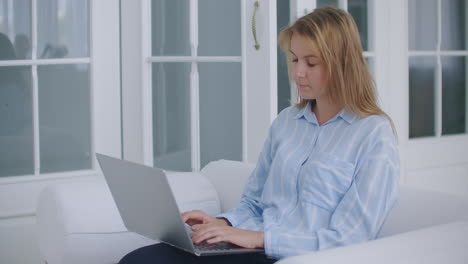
[278,6,396,135]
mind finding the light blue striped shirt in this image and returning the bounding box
[219,101,400,259]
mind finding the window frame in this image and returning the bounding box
[404,0,468,158]
[0,0,121,219]
[408,0,468,139]
[0,1,93,178]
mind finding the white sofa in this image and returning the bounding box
[36,160,468,264]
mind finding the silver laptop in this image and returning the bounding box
[96,153,264,256]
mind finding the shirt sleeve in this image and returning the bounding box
[217,121,276,228]
[264,122,400,259]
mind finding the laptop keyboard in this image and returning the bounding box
[194,241,242,251]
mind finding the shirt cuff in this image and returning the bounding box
[215,217,232,226]
[264,229,280,259]
[216,212,241,227]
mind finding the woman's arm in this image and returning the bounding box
[181,126,275,248]
[216,122,276,228]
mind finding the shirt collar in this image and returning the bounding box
[338,108,356,124]
[294,100,357,125]
[294,101,311,120]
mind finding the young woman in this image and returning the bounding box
[120,6,399,264]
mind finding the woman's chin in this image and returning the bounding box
[298,93,316,100]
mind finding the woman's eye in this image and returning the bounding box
[291,58,298,63]
[307,63,316,67]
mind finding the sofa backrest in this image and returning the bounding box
[378,186,468,238]
[200,159,468,237]
[201,160,255,213]
[166,171,221,216]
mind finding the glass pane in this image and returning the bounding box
[441,0,466,50]
[38,64,91,173]
[317,0,338,8]
[409,57,436,138]
[0,66,33,176]
[37,0,89,58]
[0,0,31,60]
[442,56,466,135]
[198,0,241,56]
[199,63,242,169]
[408,0,438,51]
[278,0,291,113]
[152,0,190,56]
[152,62,191,171]
[349,0,369,51]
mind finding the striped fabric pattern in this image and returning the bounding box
[219,101,400,259]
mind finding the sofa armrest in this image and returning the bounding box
[36,177,127,233]
[36,170,222,264]
[36,177,127,264]
[276,221,468,264]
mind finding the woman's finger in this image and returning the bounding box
[207,236,224,244]
[192,227,214,243]
[191,223,205,231]
[193,226,225,243]
[181,210,208,224]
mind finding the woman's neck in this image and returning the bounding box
[311,99,343,125]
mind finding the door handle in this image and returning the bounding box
[252,1,260,50]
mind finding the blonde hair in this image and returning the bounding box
[279,6,396,135]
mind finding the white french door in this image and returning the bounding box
[121,0,278,170]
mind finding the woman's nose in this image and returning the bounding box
[294,65,306,78]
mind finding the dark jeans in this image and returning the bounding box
[119,243,277,264]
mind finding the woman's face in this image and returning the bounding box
[289,33,328,101]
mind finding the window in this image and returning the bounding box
[408,0,467,138]
[0,0,120,223]
[0,0,91,177]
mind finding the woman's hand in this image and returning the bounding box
[182,210,264,248]
[181,210,229,227]
[191,224,264,249]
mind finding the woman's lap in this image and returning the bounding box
[119,243,276,264]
